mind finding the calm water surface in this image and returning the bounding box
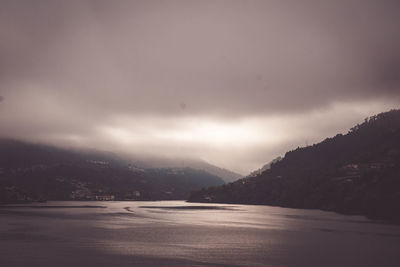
[0,201,399,266]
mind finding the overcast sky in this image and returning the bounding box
[0,0,399,174]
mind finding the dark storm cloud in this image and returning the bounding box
[0,0,399,173]
[1,0,399,114]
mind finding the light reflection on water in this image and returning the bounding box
[1,201,400,267]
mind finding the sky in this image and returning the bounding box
[0,0,399,174]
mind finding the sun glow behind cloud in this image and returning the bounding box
[0,0,399,175]
[100,117,285,148]
[0,82,396,174]
[0,85,396,174]
[89,99,396,174]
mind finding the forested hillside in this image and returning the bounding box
[189,110,400,222]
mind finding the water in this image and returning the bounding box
[0,201,399,267]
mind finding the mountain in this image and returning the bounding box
[0,140,224,203]
[188,109,400,222]
[127,155,243,183]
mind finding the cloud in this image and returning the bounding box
[0,0,399,173]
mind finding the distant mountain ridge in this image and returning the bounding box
[128,155,243,183]
[0,139,225,203]
[188,109,400,222]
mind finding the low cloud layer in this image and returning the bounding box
[0,0,399,174]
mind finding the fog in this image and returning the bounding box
[0,0,399,174]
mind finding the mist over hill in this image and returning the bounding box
[0,140,225,203]
[126,155,242,183]
[189,109,400,222]
[247,156,282,178]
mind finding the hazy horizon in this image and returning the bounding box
[1,0,399,174]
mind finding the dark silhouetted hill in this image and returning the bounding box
[188,109,400,222]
